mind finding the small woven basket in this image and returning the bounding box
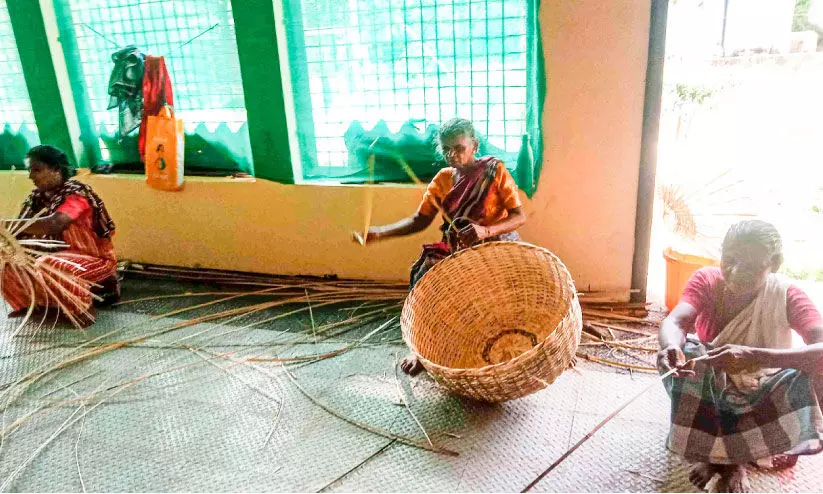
[401,241,582,402]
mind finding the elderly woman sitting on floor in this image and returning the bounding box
[2,145,119,328]
[357,117,526,375]
[658,220,823,492]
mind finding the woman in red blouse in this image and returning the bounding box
[659,220,823,491]
[2,145,119,327]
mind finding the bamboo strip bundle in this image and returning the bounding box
[0,260,666,441]
[0,258,672,486]
[1,305,399,440]
[3,303,394,437]
[0,273,414,456]
[118,263,665,375]
[0,282,407,420]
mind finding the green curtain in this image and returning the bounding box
[52,0,253,176]
[0,0,40,169]
[95,124,253,176]
[526,0,545,195]
[311,119,516,185]
[283,0,545,195]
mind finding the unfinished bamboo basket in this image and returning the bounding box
[0,218,97,332]
[401,242,582,402]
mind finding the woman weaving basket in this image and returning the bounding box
[357,118,526,375]
[658,220,823,492]
[2,145,119,327]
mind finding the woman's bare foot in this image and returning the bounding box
[8,306,48,319]
[770,454,799,469]
[717,465,750,493]
[689,462,724,490]
[7,308,29,318]
[400,356,425,376]
[92,274,121,307]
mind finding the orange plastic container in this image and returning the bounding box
[663,248,720,312]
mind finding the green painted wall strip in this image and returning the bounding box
[230,0,294,183]
[6,0,77,166]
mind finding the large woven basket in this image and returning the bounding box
[401,242,582,402]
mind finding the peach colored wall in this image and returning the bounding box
[0,0,651,294]
[521,0,650,294]
[0,172,443,281]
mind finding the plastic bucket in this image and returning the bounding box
[663,247,719,312]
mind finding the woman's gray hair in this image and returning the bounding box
[436,118,478,157]
[722,219,784,271]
